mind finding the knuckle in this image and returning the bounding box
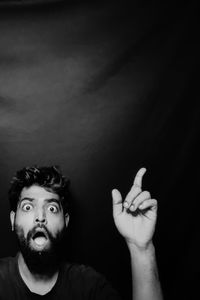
[126,191,132,201]
[135,186,142,193]
[142,190,151,198]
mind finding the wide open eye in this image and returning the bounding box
[48,205,59,214]
[22,203,33,212]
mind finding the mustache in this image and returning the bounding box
[27,224,52,241]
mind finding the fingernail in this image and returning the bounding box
[123,202,129,208]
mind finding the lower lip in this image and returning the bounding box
[31,237,49,249]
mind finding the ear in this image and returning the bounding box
[10,211,15,231]
[64,213,70,228]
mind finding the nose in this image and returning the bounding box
[34,208,47,225]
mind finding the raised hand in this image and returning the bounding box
[112,168,157,249]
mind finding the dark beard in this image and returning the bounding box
[14,224,66,276]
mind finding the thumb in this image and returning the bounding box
[112,189,123,217]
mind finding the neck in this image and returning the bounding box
[18,252,59,295]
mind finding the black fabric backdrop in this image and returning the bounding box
[0,1,199,299]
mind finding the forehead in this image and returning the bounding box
[20,185,60,201]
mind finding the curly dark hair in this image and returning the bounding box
[8,166,70,213]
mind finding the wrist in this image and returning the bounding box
[127,241,155,257]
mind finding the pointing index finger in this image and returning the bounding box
[133,167,147,188]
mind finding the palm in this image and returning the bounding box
[114,204,156,247]
[112,168,157,248]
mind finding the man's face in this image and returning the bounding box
[10,185,69,255]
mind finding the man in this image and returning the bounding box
[0,166,163,299]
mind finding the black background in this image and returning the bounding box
[0,1,199,299]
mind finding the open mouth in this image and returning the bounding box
[32,230,48,247]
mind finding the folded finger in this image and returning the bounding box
[123,185,141,209]
[129,190,151,211]
[138,199,157,211]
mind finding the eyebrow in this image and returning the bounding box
[19,197,61,207]
[45,199,61,207]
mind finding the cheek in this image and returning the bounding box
[14,213,34,237]
[47,214,66,233]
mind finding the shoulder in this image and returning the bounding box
[0,256,15,270]
[64,262,101,278]
[61,262,121,299]
[0,256,16,278]
[62,262,109,284]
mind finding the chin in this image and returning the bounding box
[21,241,60,275]
[14,223,67,274]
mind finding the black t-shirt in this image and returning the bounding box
[0,256,121,300]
